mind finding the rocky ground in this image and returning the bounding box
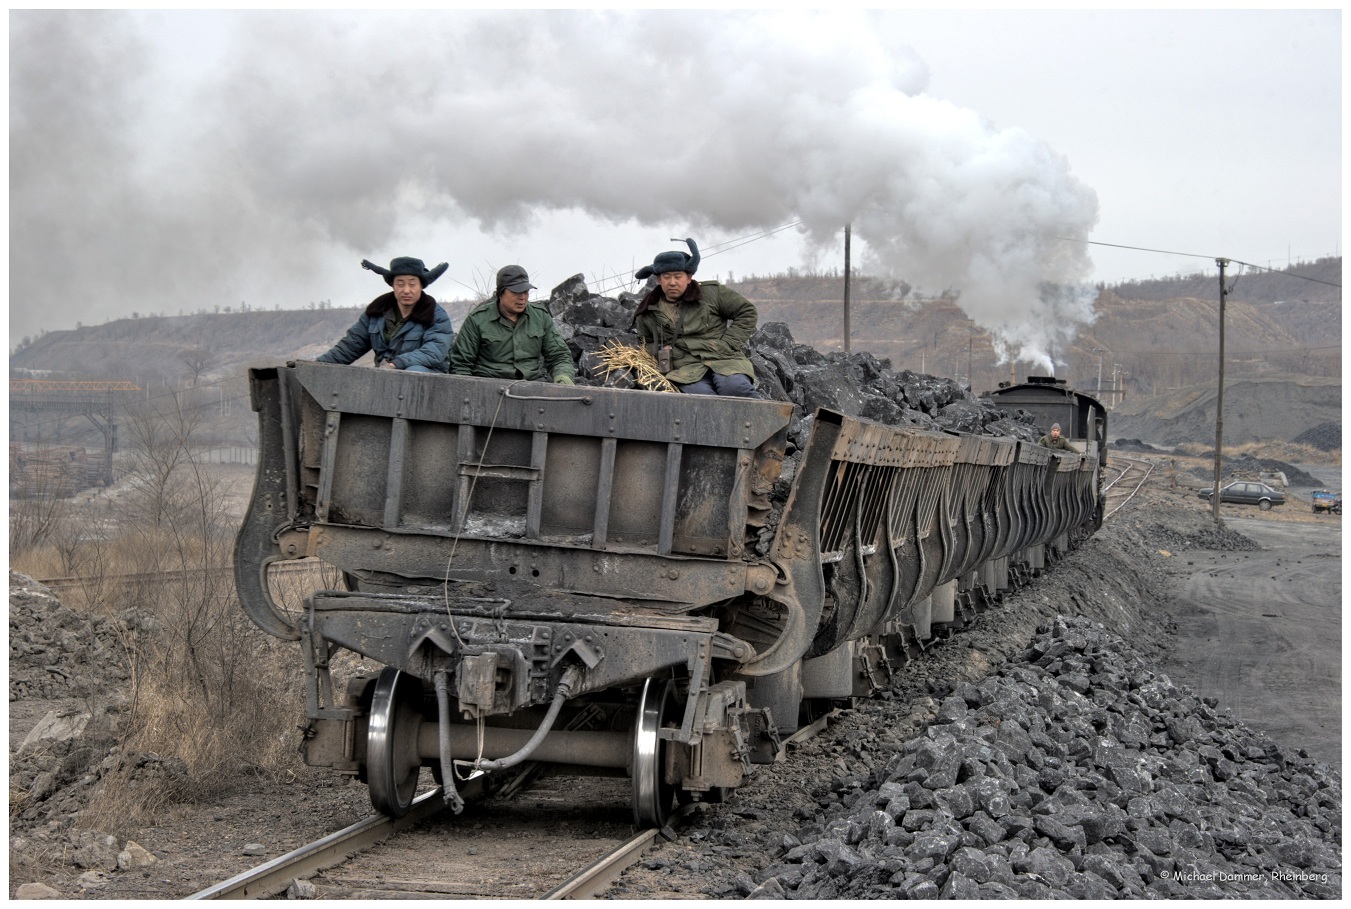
[597,485,1341,899]
[8,472,1342,899]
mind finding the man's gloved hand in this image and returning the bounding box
[554,374,575,385]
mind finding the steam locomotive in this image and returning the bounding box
[235,363,1106,827]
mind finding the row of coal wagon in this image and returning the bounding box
[235,363,1105,826]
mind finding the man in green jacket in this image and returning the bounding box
[451,265,576,383]
[633,238,760,397]
[1039,423,1076,450]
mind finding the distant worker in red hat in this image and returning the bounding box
[632,238,760,397]
[317,257,454,372]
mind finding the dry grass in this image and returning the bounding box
[1129,451,1340,526]
[1173,439,1340,465]
[65,529,308,829]
[9,421,318,831]
[592,341,679,392]
[9,542,62,579]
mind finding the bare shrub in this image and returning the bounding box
[72,396,305,827]
[9,445,74,565]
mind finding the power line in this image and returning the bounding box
[1058,237,1342,289]
[701,221,805,258]
[586,220,806,296]
[1103,344,1340,357]
[1227,259,1341,289]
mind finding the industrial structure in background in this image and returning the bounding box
[8,379,139,496]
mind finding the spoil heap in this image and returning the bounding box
[1183,455,1323,489]
[748,615,1341,899]
[8,572,129,702]
[1293,422,1341,452]
[8,573,189,845]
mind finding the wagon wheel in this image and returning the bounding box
[366,667,423,818]
[632,678,678,829]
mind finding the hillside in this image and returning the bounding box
[10,264,1340,453]
[1108,373,1342,447]
[8,304,484,386]
[1103,256,1340,306]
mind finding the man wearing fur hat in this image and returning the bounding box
[450,265,576,383]
[633,238,759,397]
[317,257,455,372]
[1039,423,1075,450]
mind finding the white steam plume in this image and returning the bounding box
[11,9,1098,369]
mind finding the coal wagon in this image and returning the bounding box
[235,362,1102,826]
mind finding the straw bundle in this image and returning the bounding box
[593,341,679,393]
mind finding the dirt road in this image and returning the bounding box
[1160,511,1341,771]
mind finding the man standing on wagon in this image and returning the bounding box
[1039,423,1075,450]
[632,238,760,397]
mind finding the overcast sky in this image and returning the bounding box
[8,8,1341,370]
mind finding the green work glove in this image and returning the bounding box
[554,374,575,385]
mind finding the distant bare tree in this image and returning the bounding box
[49,512,89,576]
[9,445,73,560]
[179,346,216,386]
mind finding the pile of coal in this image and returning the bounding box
[747,615,1341,899]
[8,572,185,842]
[9,571,130,701]
[1184,456,1322,490]
[547,275,1042,449]
[1292,422,1341,452]
[1111,438,1164,452]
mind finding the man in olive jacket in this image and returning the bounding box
[450,265,576,383]
[633,238,760,397]
[1039,423,1076,450]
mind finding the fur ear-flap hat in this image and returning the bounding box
[635,238,700,280]
[361,256,449,287]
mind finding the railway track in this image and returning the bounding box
[1102,454,1154,520]
[187,713,835,900]
[188,774,638,900]
[33,560,326,593]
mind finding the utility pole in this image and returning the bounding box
[1211,258,1228,524]
[1091,348,1108,396]
[842,223,852,353]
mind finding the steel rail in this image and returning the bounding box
[543,709,840,899]
[187,787,456,900]
[542,803,699,900]
[1100,463,1129,493]
[33,560,325,592]
[1103,457,1155,521]
[781,708,839,752]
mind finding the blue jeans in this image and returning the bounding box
[675,372,761,398]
